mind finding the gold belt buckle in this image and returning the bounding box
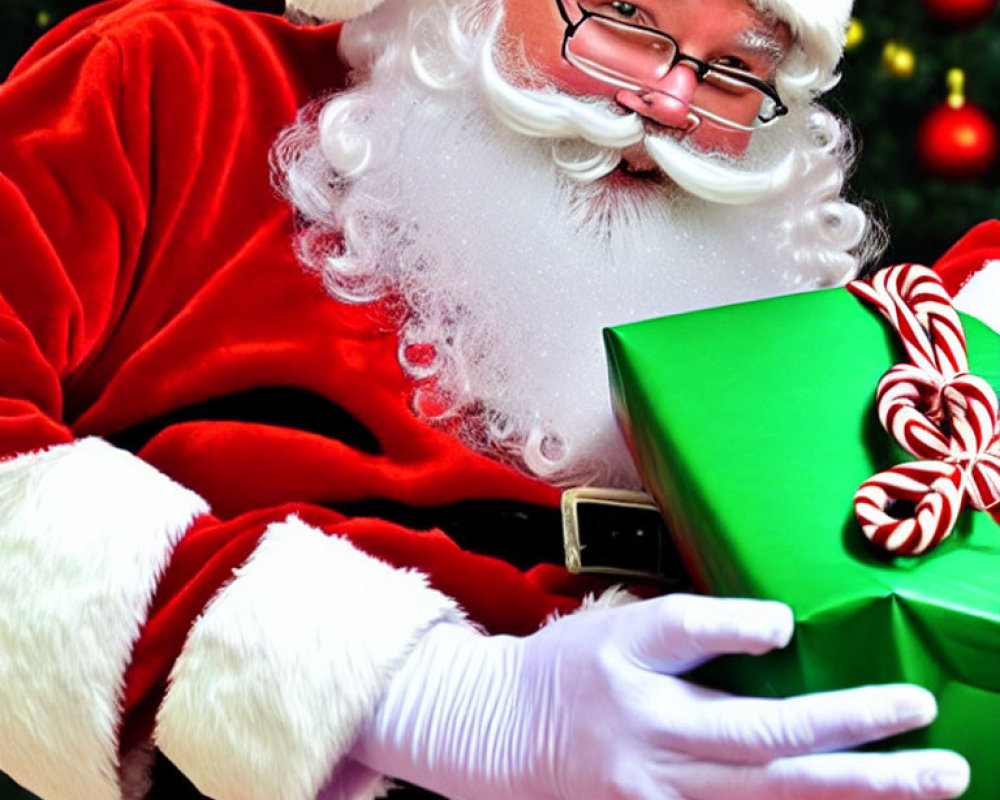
[561,487,681,583]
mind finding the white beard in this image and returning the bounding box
[275,0,877,488]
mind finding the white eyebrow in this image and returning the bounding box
[735,28,787,64]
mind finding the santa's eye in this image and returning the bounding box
[610,1,637,14]
[582,0,657,28]
[711,55,753,73]
[608,2,638,18]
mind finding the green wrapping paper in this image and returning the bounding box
[605,286,1000,800]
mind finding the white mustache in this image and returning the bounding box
[477,38,796,204]
[478,41,644,151]
[643,134,796,205]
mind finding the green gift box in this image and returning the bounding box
[605,286,1000,799]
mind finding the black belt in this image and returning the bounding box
[335,489,686,585]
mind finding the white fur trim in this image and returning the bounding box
[286,0,383,20]
[545,585,639,625]
[752,0,853,84]
[577,585,640,610]
[953,259,1000,337]
[156,515,466,800]
[0,438,210,800]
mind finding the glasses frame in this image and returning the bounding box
[552,0,789,131]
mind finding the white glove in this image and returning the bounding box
[351,593,970,800]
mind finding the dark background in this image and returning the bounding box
[828,0,1000,266]
[4,0,1000,266]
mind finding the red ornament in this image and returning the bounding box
[923,0,997,26]
[917,70,998,179]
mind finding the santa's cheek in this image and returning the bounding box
[686,125,753,156]
[557,70,620,100]
[530,59,621,101]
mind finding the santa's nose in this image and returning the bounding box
[615,63,699,131]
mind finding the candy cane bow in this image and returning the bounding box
[848,264,1000,555]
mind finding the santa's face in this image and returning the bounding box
[499,0,791,163]
[282,0,868,485]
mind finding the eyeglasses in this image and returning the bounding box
[553,0,788,132]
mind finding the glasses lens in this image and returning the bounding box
[699,70,775,126]
[567,16,779,129]
[567,17,677,91]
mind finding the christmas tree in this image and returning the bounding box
[831,0,1000,265]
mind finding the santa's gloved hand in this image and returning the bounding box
[351,593,970,800]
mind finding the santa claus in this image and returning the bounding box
[0,0,993,797]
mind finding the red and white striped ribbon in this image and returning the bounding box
[847,264,1000,555]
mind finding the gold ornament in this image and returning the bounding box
[882,41,916,79]
[845,18,865,50]
[947,68,966,109]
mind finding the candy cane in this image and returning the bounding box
[850,265,967,377]
[854,461,963,556]
[848,264,1000,555]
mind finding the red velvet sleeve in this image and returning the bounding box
[0,4,605,798]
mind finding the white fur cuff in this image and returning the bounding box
[155,515,466,800]
[953,259,1000,336]
[0,438,210,800]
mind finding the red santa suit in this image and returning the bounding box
[0,1,996,799]
[0,2,610,798]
